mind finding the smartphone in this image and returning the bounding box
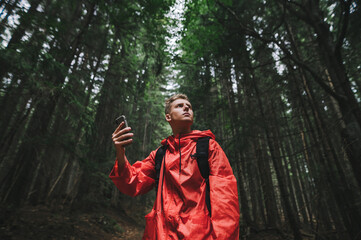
[115,115,128,128]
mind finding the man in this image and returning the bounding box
[109,94,240,239]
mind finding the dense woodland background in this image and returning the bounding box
[0,0,361,239]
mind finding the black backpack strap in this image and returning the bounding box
[155,145,167,191]
[194,137,211,216]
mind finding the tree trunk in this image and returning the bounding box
[251,74,302,239]
[283,1,361,190]
[0,1,92,205]
[286,60,351,239]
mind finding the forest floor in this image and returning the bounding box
[0,205,313,240]
[0,205,144,240]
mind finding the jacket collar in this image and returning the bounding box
[161,130,215,152]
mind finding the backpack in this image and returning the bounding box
[154,137,212,216]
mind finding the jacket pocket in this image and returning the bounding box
[178,212,214,239]
[143,210,156,240]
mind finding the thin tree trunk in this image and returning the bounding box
[0,2,92,205]
[287,62,350,239]
[252,75,302,240]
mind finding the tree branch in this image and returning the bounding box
[275,41,347,102]
[335,0,351,53]
[276,0,313,26]
[216,0,347,103]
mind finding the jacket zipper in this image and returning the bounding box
[179,134,182,175]
[160,139,168,211]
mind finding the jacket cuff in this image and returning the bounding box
[110,157,131,179]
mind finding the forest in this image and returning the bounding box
[0,0,360,239]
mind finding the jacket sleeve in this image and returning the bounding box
[208,139,240,240]
[109,150,157,197]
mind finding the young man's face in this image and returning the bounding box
[166,98,194,125]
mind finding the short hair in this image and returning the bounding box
[165,93,190,114]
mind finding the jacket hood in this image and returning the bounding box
[161,130,215,152]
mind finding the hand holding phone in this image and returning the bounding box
[112,115,133,149]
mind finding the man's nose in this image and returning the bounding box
[184,105,189,111]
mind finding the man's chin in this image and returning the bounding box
[183,116,193,121]
[179,119,193,125]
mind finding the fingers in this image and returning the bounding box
[113,121,125,135]
[114,138,133,146]
[113,132,133,142]
[113,126,131,139]
[112,127,134,147]
[112,121,134,148]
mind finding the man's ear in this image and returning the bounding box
[165,113,171,122]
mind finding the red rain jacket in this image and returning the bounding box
[110,130,240,239]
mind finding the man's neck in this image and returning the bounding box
[172,128,192,136]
